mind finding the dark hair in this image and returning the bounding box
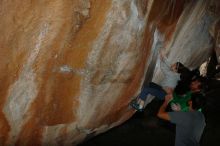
[176,62,187,73]
[174,62,191,95]
[191,92,206,110]
[191,76,206,90]
[174,81,190,95]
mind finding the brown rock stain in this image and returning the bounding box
[64,0,112,69]
[0,56,27,144]
[15,0,112,145]
[43,72,81,125]
[15,65,81,145]
[0,23,28,144]
[0,113,10,146]
[15,118,44,146]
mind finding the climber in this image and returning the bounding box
[130,50,181,111]
[157,92,206,146]
[174,63,200,96]
[132,75,204,112]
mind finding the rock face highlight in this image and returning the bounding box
[0,0,219,145]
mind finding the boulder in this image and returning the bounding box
[0,0,219,145]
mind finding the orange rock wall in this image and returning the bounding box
[0,0,219,145]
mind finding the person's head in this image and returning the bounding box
[171,62,185,73]
[188,92,206,111]
[189,76,204,92]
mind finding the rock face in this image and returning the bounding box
[0,0,219,145]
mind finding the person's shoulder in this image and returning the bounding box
[190,111,204,119]
[194,111,205,117]
[168,111,188,117]
[168,111,190,124]
[194,111,206,124]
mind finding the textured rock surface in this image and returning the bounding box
[0,0,219,145]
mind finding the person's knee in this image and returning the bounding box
[164,87,174,95]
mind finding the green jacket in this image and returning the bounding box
[169,91,192,112]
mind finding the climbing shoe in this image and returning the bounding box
[130,100,144,112]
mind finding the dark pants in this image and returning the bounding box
[138,82,167,101]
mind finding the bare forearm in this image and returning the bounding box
[157,100,170,121]
[159,101,168,114]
